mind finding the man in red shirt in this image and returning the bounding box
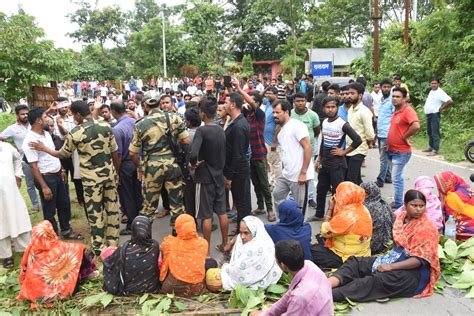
[386,87,420,209]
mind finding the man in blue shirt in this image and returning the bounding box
[376,78,394,187]
[111,101,143,235]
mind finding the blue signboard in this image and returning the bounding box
[311,61,332,77]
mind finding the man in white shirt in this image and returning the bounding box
[371,83,382,118]
[186,81,198,95]
[0,105,40,212]
[22,108,82,240]
[422,77,453,155]
[272,99,314,215]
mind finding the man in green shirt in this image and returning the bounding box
[291,92,320,208]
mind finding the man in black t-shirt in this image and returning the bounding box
[190,97,229,252]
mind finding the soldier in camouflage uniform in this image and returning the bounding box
[129,97,190,228]
[30,100,121,257]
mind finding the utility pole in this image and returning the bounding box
[404,0,410,45]
[373,0,380,75]
[162,11,167,78]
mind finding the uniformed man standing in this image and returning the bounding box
[129,98,190,229]
[29,100,121,257]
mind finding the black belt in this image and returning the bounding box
[42,171,61,176]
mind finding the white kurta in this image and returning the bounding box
[0,142,32,239]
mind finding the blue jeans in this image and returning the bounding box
[377,138,392,183]
[427,112,440,152]
[387,151,412,208]
[22,161,39,209]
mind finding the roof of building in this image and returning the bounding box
[307,48,365,66]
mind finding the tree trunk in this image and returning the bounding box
[348,25,352,48]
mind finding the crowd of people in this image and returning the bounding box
[1,70,472,314]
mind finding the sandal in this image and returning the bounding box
[157,209,170,218]
[251,208,266,215]
[121,215,128,224]
[2,257,14,269]
[267,211,277,222]
[62,230,85,240]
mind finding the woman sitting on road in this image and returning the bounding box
[360,182,394,254]
[160,214,208,297]
[103,216,161,295]
[17,221,96,308]
[265,200,313,260]
[329,190,440,302]
[219,216,282,290]
[396,176,443,232]
[312,182,373,270]
[435,171,474,240]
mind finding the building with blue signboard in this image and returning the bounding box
[305,48,365,77]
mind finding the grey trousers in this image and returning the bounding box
[272,176,308,216]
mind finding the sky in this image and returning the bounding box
[0,0,184,51]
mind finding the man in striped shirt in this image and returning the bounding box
[233,79,276,222]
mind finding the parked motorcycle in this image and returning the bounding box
[465,140,474,163]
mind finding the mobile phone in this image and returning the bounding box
[224,76,232,88]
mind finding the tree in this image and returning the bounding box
[67,0,127,49]
[128,0,160,32]
[0,11,75,100]
[307,0,371,48]
[241,54,253,77]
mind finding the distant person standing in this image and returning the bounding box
[422,77,453,156]
[376,79,394,188]
[312,81,330,121]
[387,87,420,209]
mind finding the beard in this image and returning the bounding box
[19,117,29,124]
[382,91,391,98]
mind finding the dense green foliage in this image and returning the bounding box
[350,0,473,161]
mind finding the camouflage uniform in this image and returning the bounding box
[59,118,119,256]
[129,108,189,226]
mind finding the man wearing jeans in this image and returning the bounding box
[22,108,81,239]
[387,87,420,209]
[1,105,40,213]
[376,79,394,187]
[422,77,453,156]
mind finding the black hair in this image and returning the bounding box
[107,91,115,95]
[110,101,126,114]
[404,189,427,205]
[431,76,440,83]
[82,96,89,102]
[294,91,307,100]
[27,107,45,125]
[71,100,90,116]
[393,74,402,80]
[160,94,172,102]
[184,94,192,100]
[199,97,217,119]
[248,91,263,106]
[100,104,110,111]
[356,76,367,87]
[273,99,292,112]
[266,86,279,95]
[275,240,305,271]
[135,94,143,102]
[321,81,331,92]
[328,83,340,93]
[185,108,202,127]
[185,101,199,110]
[348,79,355,83]
[323,96,340,107]
[347,82,365,95]
[380,78,392,86]
[340,85,349,92]
[56,96,69,102]
[217,100,225,105]
[15,104,29,115]
[392,87,408,98]
[308,74,314,79]
[228,92,244,109]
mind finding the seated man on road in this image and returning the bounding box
[250,240,333,316]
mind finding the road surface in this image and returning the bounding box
[120,147,474,315]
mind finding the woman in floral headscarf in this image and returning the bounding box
[435,171,474,240]
[312,182,373,270]
[17,221,95,308]
[361,182,394,254]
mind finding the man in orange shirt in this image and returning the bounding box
[386,87,420,209]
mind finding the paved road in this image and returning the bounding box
[120,148,474,315]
